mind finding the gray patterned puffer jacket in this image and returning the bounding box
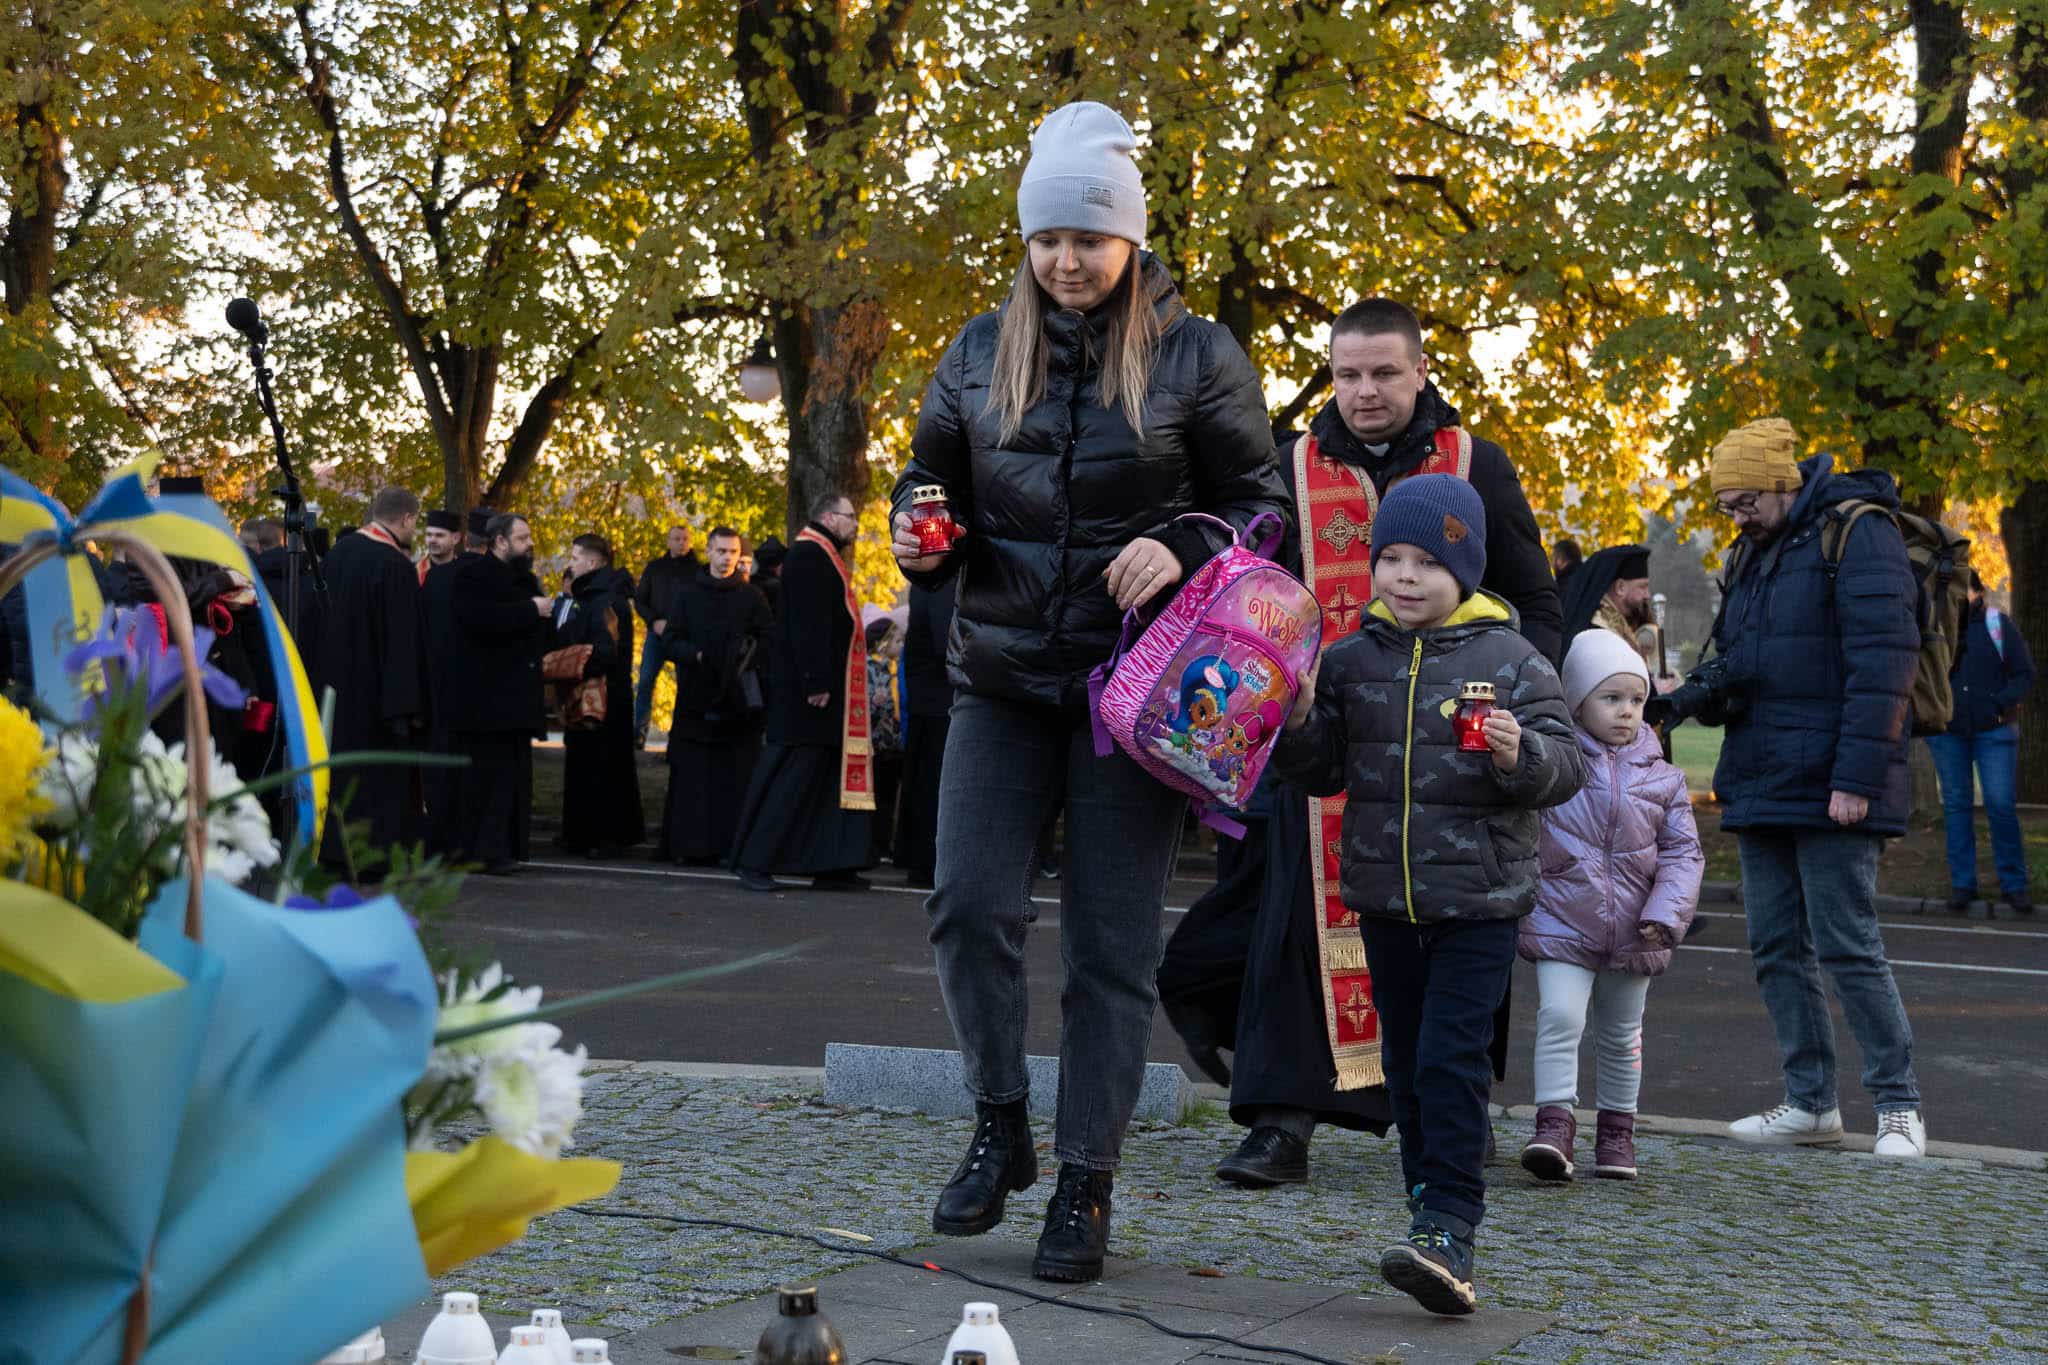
[1270,592,1584,926]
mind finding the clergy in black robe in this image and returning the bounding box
[661,528,772,864]
[729,499,876,890]
[446,515,548,872]
[891,577,954,888]
[419,535,476,856]
[317,488,427,871]
[551,535,645,857]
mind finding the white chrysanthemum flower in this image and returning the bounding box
[167,739,280,884]
[36,730,100,829]
[419,964,590,1155]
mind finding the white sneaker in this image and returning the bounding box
[1728,1102,1845,1145]
[1872,1109,1927,1158]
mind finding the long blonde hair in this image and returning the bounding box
[989,254,1161,445]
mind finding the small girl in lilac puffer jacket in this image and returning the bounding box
[1518,629,1703,1185]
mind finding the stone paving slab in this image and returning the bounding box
[389,1071,2048,1363]
[823,1040,1196,1123]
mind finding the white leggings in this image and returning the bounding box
[1531,961,1653,1113]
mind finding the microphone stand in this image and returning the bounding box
[238,326,325,846]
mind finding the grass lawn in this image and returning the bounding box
[1666,722,1724,794]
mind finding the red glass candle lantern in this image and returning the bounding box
[909,484,961,555]
[1453,681,1496,752]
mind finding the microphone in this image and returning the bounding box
[226,297,269,346]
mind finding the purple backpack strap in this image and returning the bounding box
[1197,802,1247,841]
[1087,605,1147,758]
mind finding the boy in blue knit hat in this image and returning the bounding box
[1270,474,1585,1315]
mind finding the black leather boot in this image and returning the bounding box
[932,1099,1037,1235]
[1032,1163,1114,1283]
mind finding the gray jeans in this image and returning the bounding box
[1530,962,1651,1113]
[1738,828,1919,1113]
[929,693,1185,1170]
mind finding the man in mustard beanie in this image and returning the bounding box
[1675,417,1929,1158]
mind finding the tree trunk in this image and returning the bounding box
[778,296,885,539]
[2,68,69,466]
[2002,482,2048,802]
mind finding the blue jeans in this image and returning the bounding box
[1925,727,2026,898]
[1737,829,1919,1113]
[1359,917,1517,1230]
[633,629,667,734]
[928,693,1185,1170]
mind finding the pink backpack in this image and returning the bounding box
[1089,513,1322,833]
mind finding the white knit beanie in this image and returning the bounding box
[1561,628,1651,717]
[1017,101,1147,244]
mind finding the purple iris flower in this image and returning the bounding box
[285,885,371,911]
[63,606,247,718]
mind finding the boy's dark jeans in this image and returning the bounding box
[1360,916,1518,1230]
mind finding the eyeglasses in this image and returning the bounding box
[1715,493,1761,518]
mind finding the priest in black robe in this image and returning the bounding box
[660,526,772,864]
[445,513,550,873]
[729,495,875,891]
[419,511,475,856]
[317,486,427,872]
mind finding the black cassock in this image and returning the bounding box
[317,529,425,869]
[550,564,645,855]
[660,569,772,863]
[420,554,473,856]
[446,552,546,867]
[730,528,873,877]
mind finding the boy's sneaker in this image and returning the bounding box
[1728,1102,1844,1145]
[1872,1108,1927,1158]
[1592,1110,1638,1180]
[1519,1105,1576,1182]
[1379,1210,1477,1316]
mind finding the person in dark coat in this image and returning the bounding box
[631,525,701,743]
[1929,579,2037,914]
[1271,476,1582,1313]
[317,486,427,872]
[752,536,787,618]
[888,101,1292,1285]
[892,578,956,888]
[729,494,877,890]
[1551,538,1584,593]
[1664,419,1926,1156]
[660,527,772,864]
[446,514,550,873]
[419,526,481,856]
[1167,298,1564,1189]
[551,533,645,858]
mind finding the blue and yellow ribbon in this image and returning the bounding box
[0,455,328,840]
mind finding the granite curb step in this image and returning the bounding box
[581,1057,2048,1172]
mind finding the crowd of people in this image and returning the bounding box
[4,96,2033,1324]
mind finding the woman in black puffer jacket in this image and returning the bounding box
[889,101,1289,1284]
[551,534,646,857]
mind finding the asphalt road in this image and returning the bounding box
[445,856,2048,1152]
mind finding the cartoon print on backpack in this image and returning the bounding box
[1167,654,1240,751]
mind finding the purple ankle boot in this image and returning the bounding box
[1520,1105,1576,1182]
[1594,1110,1638,1179]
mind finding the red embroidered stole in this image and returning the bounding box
[1290,425,1472,1090]
[797,527,876,812]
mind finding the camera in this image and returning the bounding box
[1647,653,1746,728]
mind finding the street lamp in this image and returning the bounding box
[736,332,779,403]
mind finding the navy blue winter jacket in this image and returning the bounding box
[1947,601,2035,736]
[1710,455,1919,836]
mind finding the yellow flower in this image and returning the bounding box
[0,700,53,867]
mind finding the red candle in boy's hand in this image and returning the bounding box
[1453,681,1496,752]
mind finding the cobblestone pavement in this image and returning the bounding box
[436,1070,2048,1363]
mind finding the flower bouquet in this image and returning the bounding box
[0,471,619,1363]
